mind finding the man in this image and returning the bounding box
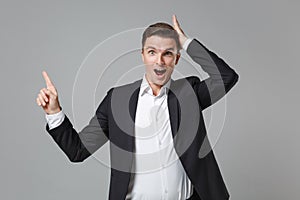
[36,15,238,200]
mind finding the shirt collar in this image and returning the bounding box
[140,74,171,97]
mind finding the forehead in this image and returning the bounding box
[144,35,177,51]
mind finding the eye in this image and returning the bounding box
[164,51,173,56]
[148,50,155,55]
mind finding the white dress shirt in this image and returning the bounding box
[46,38,194,200]
[125,75,193,200]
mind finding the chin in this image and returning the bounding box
[156,77,166,83]
[157,80,168,87]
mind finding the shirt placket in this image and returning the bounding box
[153,95,169,199]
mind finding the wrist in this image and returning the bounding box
[47,106,61,115]
[182,38,193,51]
[180,36,188,49]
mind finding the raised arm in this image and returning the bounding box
[173,15,239,110]
[36,71,108,162]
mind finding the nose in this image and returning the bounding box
[156,53,165,66]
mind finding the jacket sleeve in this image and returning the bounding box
[46,91,110,162]
[186,39,239,110]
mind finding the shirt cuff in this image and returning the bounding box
[182,38,193,51]
[45,110,65,130]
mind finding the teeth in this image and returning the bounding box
[154,69,166,74]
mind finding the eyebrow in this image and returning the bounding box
[145,46,175,52]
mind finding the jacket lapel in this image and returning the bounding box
[168,79,180,138]
[128,79,142,152]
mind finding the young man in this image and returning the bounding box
[36,15,238,200]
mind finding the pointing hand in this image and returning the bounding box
[36,71,61,114]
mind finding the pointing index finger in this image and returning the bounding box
[42,71,54,88]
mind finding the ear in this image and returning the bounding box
[175,53,181,65]
[141,49,145,63]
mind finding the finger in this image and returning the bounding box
[172,14,176,25]
[172,15,183,34]
[36,97,42,106]
[42,71,54,88]
[172,15,178,28]
[173,15,180,28]
[38,93,47,106]
[39,89,49,103]
[43,88,57,99]
[40,88,48,102]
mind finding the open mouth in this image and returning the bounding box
[154,69,167,76]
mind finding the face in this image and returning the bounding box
[141,35,180,89]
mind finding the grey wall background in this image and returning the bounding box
[0,0,299,199]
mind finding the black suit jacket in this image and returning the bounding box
[46,39,239,200]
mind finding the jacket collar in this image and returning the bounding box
[128,78,179,139]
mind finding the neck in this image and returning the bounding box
[149,83,161,96]
[145,75,162,96]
